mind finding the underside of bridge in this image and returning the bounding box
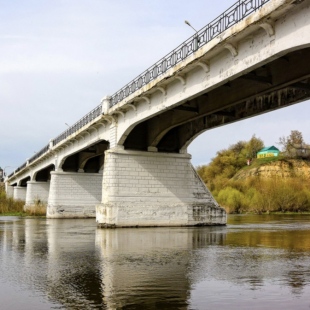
[61,140,109,172]
[124,47,310,152]
[20,176,31,187]
[35,164,55,181]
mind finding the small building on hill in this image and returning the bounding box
[257,146,280,158]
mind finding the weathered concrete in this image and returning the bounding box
[13,186,27,201]
[25,181,50,210]
[5,184,14,198]
[96,149,226,227]
[47,171,103,218]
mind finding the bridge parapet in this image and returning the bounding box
[7,104,103,180]
[52,104,102,145]
[110,0,271,107]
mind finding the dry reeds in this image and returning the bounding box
[25,199,47,216]
[0,183,24,214]
[0,183,46,216]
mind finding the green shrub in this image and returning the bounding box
[217,187,246,214]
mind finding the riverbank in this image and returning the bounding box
[198,159,310,214]
[0,183,46,216]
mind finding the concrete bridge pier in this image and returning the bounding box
[5,184,14,198]
[47,170,103,218]
[13,186,27,201]
[96,148,226,227]
[24,181,50,211]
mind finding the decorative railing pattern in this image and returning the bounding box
[52,104,102,145]
[7,0,270,179]
[110,0,270,107]
[28,144,50,164]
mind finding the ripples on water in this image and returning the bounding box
[0,214,310,309]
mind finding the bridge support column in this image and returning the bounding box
[24,181,50,211]
[47,171,103,218]
[96,149,226,227]
[13,186,27,201]
[5,183,14,198]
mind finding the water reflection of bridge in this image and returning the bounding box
[1,217,310,308]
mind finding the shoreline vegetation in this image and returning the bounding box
[197,132,310,214]
[0,183,46,217]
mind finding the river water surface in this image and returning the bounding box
[0,214,310,309]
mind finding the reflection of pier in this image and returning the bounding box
[46,219,104,307]
[2,217,309,308]
[95,227,226,308]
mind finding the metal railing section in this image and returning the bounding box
[52,104,102,146]
[28,144,50,164]
[7,104,102,179]
[7,0,270,179]
[110,0,270,107]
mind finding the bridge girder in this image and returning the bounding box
[123,47,310,153]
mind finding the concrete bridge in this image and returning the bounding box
[6,0,310,227]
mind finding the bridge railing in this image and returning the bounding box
[28,144,50,164]
[7,0,270,180]
[52,104,102,146]
[7,105,102,179]
[110,0,270,107]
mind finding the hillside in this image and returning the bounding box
[233,159,310,180]
[198,157,310,214]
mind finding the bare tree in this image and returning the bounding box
[278,130,309,158]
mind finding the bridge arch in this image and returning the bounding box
[121,45,310,153]
[18,176,31,187]
[60,140,109,172]
[33,164,55,182]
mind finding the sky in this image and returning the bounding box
[1,0,310,175]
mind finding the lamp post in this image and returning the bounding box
[185,20,199,51]
[185,20,198,33]
[1,166,12,181]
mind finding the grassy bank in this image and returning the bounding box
[202,176,310,214]
[197,155,310,214]
[0,183,46,216]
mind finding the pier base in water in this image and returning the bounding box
[96,149,226,227]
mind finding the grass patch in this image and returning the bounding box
[25,200,46,216]
[241,156,285,171]
[0,183,46,217]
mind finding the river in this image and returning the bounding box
[0,214,309,309]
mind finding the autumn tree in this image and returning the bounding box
[244,135,264,159]
[278,130,306,158]
[197,136,264,185]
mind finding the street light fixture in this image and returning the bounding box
[2,166,12,180]
[184,20,200,50]
[184,20,198,33]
